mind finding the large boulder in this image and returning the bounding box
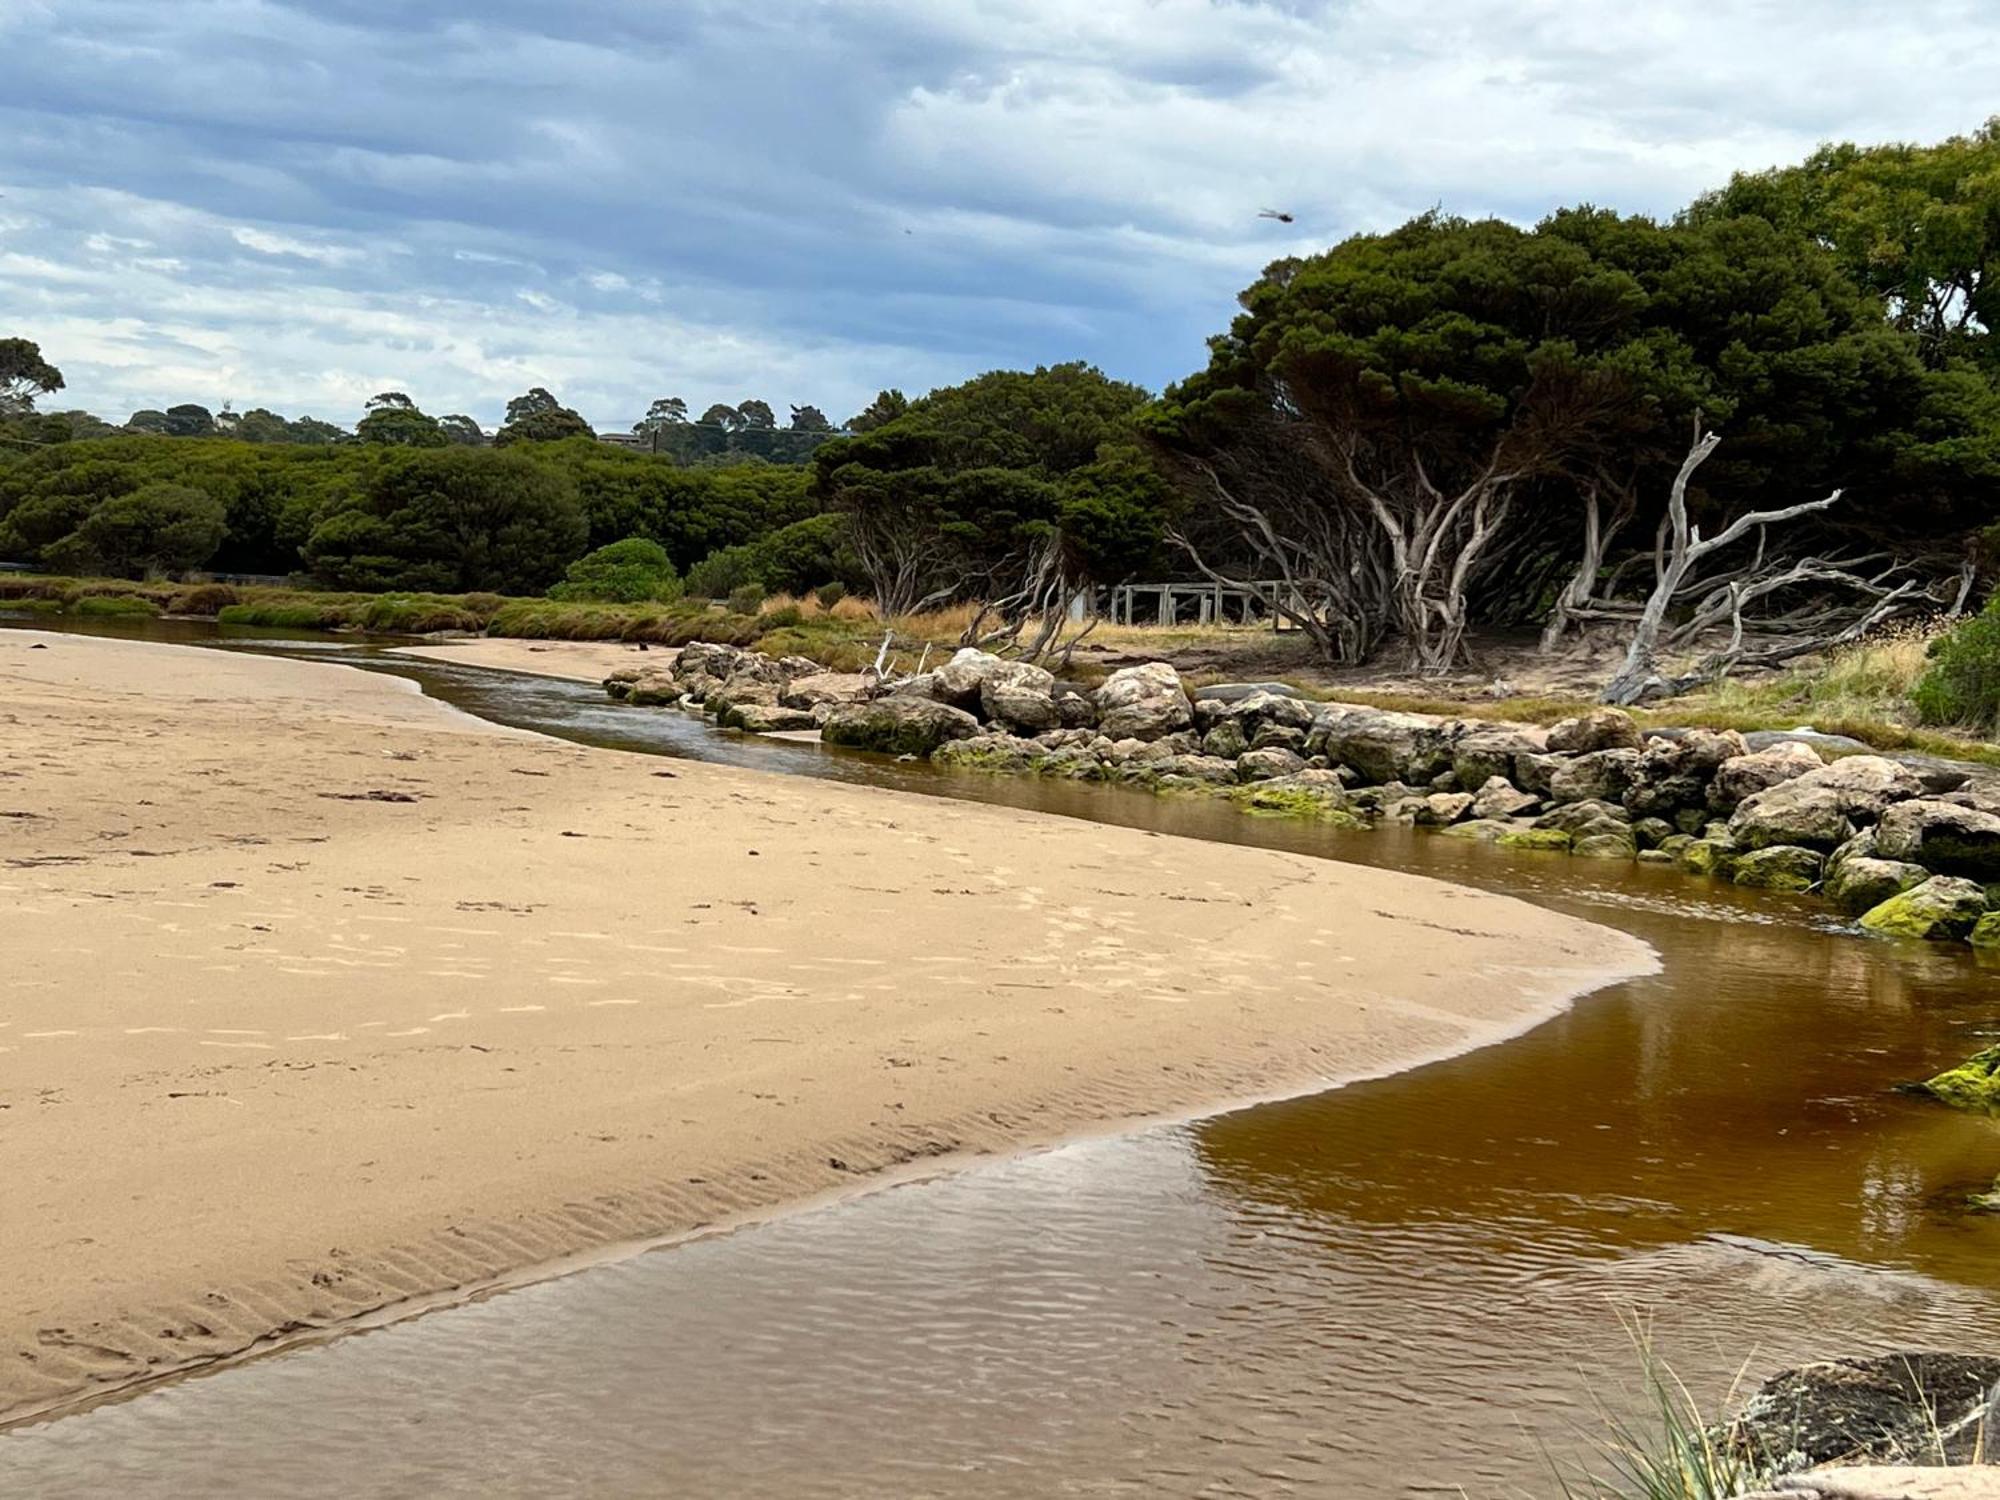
[1093,662,1193,742]
[979,660,1059,732]
[822,697,982,756]
[1622,730,1747,818]
[1730,844,1825,892]
[1874,799,2000,881]
[623,670,682,707]
[1548,748,1642,806]
[1535,798,1631,835]
[1858,876,1989,941]
[1918,1044,2000,1112]
[1710,743,1825,813]
[1728,782,1858,852]
[1310,705,1450,785]
[1825,855,1931,915]
[1201,720,1250,760]
[932,732,1045,773]
[1451,727,1548,789]
[780,673,863,711]
[931,648,1008,710]
[1470,776,1540,821]
[1498,826,1573,853]
[1546,707,1641,753]
[1573,828,1638,859]
[1413,791,1475,826]
[1783,755,1928,822]
[1157,753,1239,787]
[1215,690,1318,735]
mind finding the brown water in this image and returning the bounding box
[5,617,2000,1498]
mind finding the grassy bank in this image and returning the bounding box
[5,574,1995,765]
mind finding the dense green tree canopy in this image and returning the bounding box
[0,338,64,414]
[495,388,594,446]
[39,482,226,579]
[546,536,682,603]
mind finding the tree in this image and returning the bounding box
[546,536,682,602]
[302,447,587,592]
[232,408,297,444]
[495,389,594,445]
[788,404,834,432]
[125,410,172,435]
[634,397,688,436]
[163,404,217,438]
[0,338,63,415]
[699,403,744,433]
[437,414,486,446]
[40,482,227,578]
[736,399,776,430]
[811,363,1153,614]
[288,416,348,445]
[357,400,447,447]
[847,389,908,434]
[1696,118,2000,375]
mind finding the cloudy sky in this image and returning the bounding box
[0,1,1992,434]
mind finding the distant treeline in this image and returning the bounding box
[4,119,1999,670]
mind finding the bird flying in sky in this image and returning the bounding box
[1258,208,1294,223]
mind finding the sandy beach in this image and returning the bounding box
[0,629,1653,1424]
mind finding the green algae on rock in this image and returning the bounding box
[1497,827,1572,853]
[1730,844,1826,892]
[1917,1044,2000,1113]
[1858,876,1990,942]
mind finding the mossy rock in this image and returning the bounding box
[1438,818,1512,842]
[1572,831,1638,860]
[1497,827,1572,853]
[1631,816,1675,850]
[1970,912,2000,949]
[1227,784,1362,825]
[1680,838,1738,878]
[1917,1044,2000,1113]
[1730,844,1825,892]
[1656,833,1695,860]
[1824,855,1931,916]
[1635,848,1677,865]
[1858,876,1989,942]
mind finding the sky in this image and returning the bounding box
[0,0,1994,436]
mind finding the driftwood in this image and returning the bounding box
[1591,426,1940,705]
[955,533,1103,670]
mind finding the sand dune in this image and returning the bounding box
[0,629,1652,1424]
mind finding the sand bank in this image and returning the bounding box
[0,629,1653,1423]
[395,636,648,682]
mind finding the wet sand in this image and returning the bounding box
[396,636,648,683]
[0,630,1652,1424]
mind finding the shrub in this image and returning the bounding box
[685,545,763,600]
[727,582,766,615]
[546,537,683,603]
[359,594,486,633]
[761,603,802,628]
[166,582,240,615]
[1914,599,2000,735]
[40,482,227,579]
[815,582,846,610]
[70,594,160,617]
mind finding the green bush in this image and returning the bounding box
[685,545,762,600]
[166,582,240,615]
[1914,600,2000,734]
[727,582,766,615]
[359,594,486,633]
[70,594,160,617]
[546,537,683,603]
[815,581,846,610]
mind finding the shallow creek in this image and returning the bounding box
[5,617,2000,1498]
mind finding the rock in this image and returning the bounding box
[1346,782,1415,816]
[1727,1354,2000,1473]
[1916,1043,2000,1112]
[931,648,1009,710]
[1217,689,1319,734]
[779,672,863,711]
[1858,876,1989,941]
[1572,830,1638,859]
[932,733,1045,773]
[1498,827,1573,853]
[1439,818,1513,842]
[1546,707,1641,753]
[1636,848,1676,865]
[721,702,818,733]
[1973,913,2000,948]
[1414,791,1475,826]
[1157,753,1239,787]
[884,671,943,701]
[624,671,682,707]
[1623,733,1742,818]
[1549,748,1642,805]
[602,664,646,697]
[1731,845,1826,892]
[1631,816,1675,849]
[1512,751,1567,797]
[1311,705,1451,785]
[1055,691,1098,729]
[1535,798,1632,834]
[1825,856,1931,916]
[1875,800,2000,882]
[1249,722,1308,753]
[1711,743,1826,812]
[675,640,750,681]
[1656,833,1694,860]
[821,697,982,756]
[1093,662,1193,742]
[1786,755,1928,822]
[1450,728,1548,789]
[1729,783,1858,853]
[1228,776,1363,823]
[1237,747,1307,782]
[706,670,783,716]
[1681,838,1739,878]
[1644,726,1752,771]
[1674,806,1711,835]
[1470,776,1540,821]
[979,660,1059,732]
